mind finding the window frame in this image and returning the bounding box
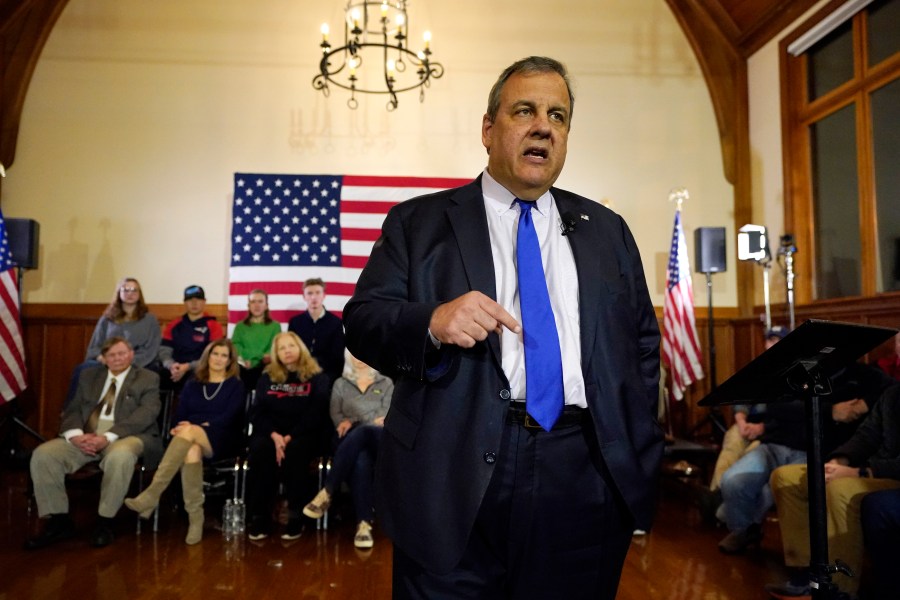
[780,0,900,304]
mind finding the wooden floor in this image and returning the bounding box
[0,466,790,599]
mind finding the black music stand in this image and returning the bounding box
[699,319,898,600]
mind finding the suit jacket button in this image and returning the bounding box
[499,389,511,400]
[483,452,496,464]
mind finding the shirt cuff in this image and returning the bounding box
[104,432,120,443]
[63,429,83,441]
[427,329,441,350]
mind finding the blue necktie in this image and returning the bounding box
[515,199,564,431]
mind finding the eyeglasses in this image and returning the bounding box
[121,287,139,293]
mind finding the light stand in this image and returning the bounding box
[738,224,773,330]
[778,234,798,331]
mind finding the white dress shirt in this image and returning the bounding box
[481,170,587,408]
[63,366,131,443]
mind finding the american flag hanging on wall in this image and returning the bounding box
[0,207,28,403]
[662,208,704,400]
[228,173,471,333]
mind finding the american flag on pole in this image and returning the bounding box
[0,208,28,403]
[228,173,471,332]
[662,209,704,400]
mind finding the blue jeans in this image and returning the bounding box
[325,424,383,523]
[720,442,806,532]
[861,488,900,600]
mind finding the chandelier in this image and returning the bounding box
[313,0,444,111]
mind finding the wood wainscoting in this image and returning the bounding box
[13,296,900,449]
[15,303,228,445]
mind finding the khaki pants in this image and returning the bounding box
[30,436,144,518]
[770,463,900,595]
[709,424,760,492]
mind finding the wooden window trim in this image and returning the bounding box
[780,0,900,305]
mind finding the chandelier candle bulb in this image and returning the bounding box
[381,1,388,18]
[320,23,329,41]
[423,30,431,49]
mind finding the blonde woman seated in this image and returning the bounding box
[125,339,245,544]
[304,350,393,548]
[246,332,331,541]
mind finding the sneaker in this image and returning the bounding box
[718,523,763,554]
[281,518,302,541]
[354,520,374,549]
[248,518,270,541]
[302,489,331,519]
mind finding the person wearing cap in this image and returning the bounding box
[157,285,225,390]
[707,327,787,495]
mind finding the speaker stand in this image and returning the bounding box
[0,399,45,467]
[689,271,726,442]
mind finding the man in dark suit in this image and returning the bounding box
[25,336,162,549]
[343,56,662,599]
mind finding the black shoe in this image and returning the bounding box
[718,523,763,554]
[248,517,270,541]
[89,519,115,548]
[281,517,303,540]
[24,514,75,550]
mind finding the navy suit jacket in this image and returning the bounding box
[344,176,662,574]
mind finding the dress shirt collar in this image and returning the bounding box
[481,169,553,218]
[106,366,131,393]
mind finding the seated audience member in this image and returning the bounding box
[287,278,346,385]
[303,350,393,548]
[25,337,162,550]
[246,332,330,541]
[125,339,244,544]
[765,383,900,599]
[876,333,900,380]
[231,288,281,392]
[716,396,806,554]
[860,488,900,600]
[157,284,224,391]
[716,360,893,555]
[64,277,161,408]
[708,326,786,492]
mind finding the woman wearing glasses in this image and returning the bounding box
[64,277,161,408]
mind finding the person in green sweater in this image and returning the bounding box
[231,288,281,392]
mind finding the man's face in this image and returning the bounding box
[185,298,205,318]
[104,342,134,375]
[482,71,570,201]
[304,285,325,311]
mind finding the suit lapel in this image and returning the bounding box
[555,191,601,367]
[446,179,503,365]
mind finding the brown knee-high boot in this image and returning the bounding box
[125,437,193,519]
[181,461,205,545]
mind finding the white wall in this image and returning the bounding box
[3,0,736,308]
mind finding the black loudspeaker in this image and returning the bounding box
[694,226,726,273]
[6,218,40,269]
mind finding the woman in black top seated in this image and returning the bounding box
[246,331,330,541]
[125,339,244,544]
